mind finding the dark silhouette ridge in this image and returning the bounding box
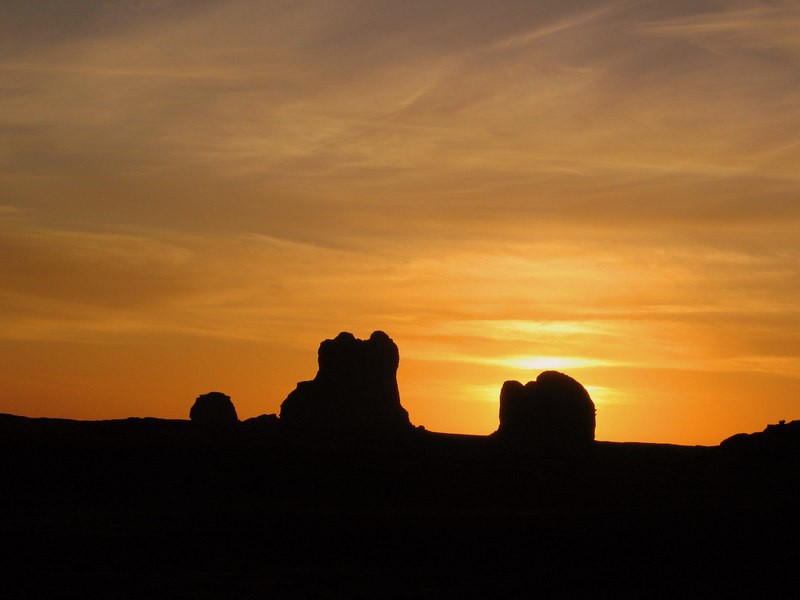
[240,412,279,432]
[495,370,596,446]
[279,331,412,436]
[2,331,800,597]
[2,411,798,597]
[2,410,799,598]
[190,391,238,429]
[721,418,800,455]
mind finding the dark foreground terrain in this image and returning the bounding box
[2,414,799,598]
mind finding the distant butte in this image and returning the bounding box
[495,370,596,447]
[277,331,600,447]
[279,331,413,436]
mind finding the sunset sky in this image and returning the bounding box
[2,0,799,444]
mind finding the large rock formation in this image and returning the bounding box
[279,331,412,435]
[495,371,595,446]
[190,391,239,429]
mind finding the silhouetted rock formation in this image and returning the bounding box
[495,371,595,446]
[190,391,238,428]
[279,331,412,435]
[721,419,800,455]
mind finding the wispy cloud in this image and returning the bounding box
[491,2,623,51]
[640,3,800,57]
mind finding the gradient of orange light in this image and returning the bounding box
[2,224,799,445]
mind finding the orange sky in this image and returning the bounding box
[2,0,799,444]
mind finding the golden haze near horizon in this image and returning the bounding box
[2,1,799,445]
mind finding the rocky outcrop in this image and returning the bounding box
[190,391,238,429]
[721,419,800,455]
[279,331,412,435]
[495,371,595,446]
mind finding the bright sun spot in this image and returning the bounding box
[497,356,614,370]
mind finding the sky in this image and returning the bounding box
[2,0,799,444]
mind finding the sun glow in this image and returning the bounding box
[583,385,626,407]
[493,356,619,371]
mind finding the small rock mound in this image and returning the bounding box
[279,331,412,435]
[190,391,239,428]
[495,371,595,446]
